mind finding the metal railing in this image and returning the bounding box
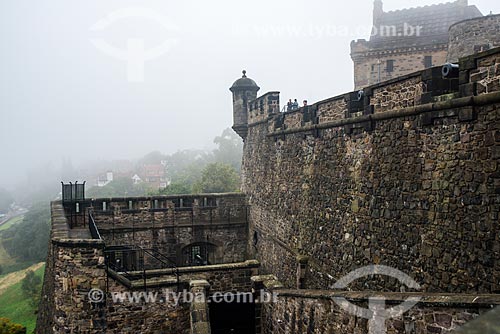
[104,245,179,290]
[88,212,102,240]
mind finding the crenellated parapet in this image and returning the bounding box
[247,92,280,125]
[244,47,500,140]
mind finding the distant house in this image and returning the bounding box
[140,164,169,189]
[96,171,114,187]
[131,174,142,185]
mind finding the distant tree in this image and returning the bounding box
[164,149,212,180]
[159,180,192,195]
[21,270,41,307]
[86,177,149,198]
[131,129,243,197]
[193,163,240,194]
[213,128,243,171]
[0,317,26,334]
[0,264,3,275]
[2,203,50,263]
[138,151,167,165]
[0,188,13,213]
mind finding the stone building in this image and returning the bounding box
[351,0,482,89]
[37,8,500,334]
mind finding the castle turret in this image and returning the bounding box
[229,70,260,139]
[373,0,384,26]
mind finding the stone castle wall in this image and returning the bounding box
[351,39,448,90]
[242,48,500,294]
[447,14,500,63]
[89,193,248,266]
[261,289,500,334]
[37,196,255,334]
[469,53,500,95]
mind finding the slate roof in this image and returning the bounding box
[369,0,482,49]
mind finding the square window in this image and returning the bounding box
[424,56,432,68]
[386,60,394,72]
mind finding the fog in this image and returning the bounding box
[1,0,499,189]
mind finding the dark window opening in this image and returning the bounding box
[182,243,216,266]
[209,297,255,334]
[253,231,259,246]
[424,56,433,68]
[105,246,140,272]
[386,60,394,72]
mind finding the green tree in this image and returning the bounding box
[0,317,26,334]
[159,180,192,195]
[2,203,50,263]
[193,163,240,194]
[138,151,167,165]
[21,270,41,307]
[164,149,212,180]
[213,128,243,171]
[86,177,149,198]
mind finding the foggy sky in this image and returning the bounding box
[1,0,499,188]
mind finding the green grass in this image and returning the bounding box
[0,215,24,232]
[0,215,34,275]
[0,264,45,334]
[0,236,33,276]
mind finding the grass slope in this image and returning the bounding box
[0,215,24,232]
[0,236,33,276]
[0,263,45,334]
[0,215,35,275]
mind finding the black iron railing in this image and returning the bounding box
[88,212,102,240]
[104,245,179,290]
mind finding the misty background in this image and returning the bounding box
[1,0,500,191]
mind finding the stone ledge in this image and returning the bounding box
[274,290,500,307]
[52,238,105,248]
[87,192,246,202]
[97,222,247,233]
[251,275,284,290]
[268,91,500,137]
[109,260,260,288]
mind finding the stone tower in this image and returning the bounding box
[229,70,260,139]
[351,0,483,89]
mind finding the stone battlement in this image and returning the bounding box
[245,47,500,139]
[37,193,255,333]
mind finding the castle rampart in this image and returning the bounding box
[448,14,500,62]
[240,47,500,294]
[36,194,257,334]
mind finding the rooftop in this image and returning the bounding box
[369,0,482,48]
